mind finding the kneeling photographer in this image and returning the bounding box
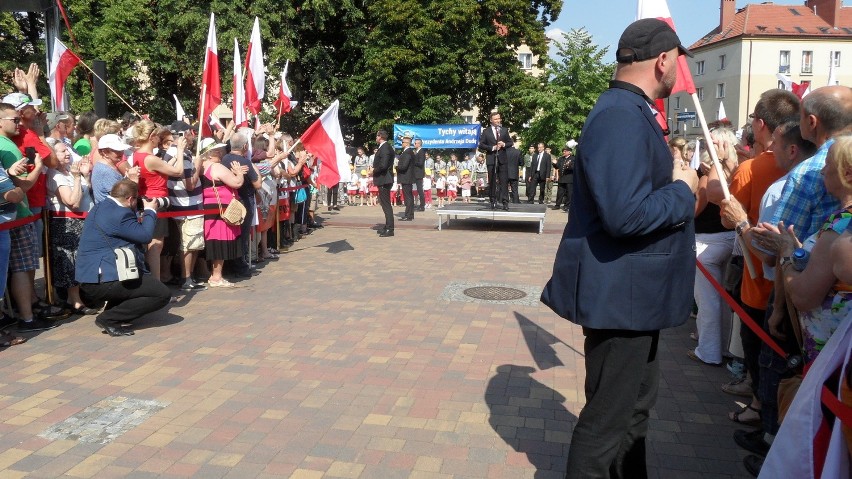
[76,180,171,337]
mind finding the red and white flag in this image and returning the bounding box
[199,13,221,137]
[776,73,811,99]
[48,38,80,111]
[232,38,247,128]
[273,60,295,118]
[244,17,265,116]
[717,101,727,122]
[300,100,351,187]
[636,0,696,96]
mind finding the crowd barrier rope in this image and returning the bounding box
[696,259,851,427]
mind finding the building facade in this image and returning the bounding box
[668,0,851,135]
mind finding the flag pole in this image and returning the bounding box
[196,84,207,157]
[690,93,757,279]
[276,102,283,130]
[75,58,141,117]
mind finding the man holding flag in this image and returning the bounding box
[541,18,698,478]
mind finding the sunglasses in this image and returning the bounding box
[1,117,21,124]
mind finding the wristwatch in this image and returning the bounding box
[735,220,750,236]
[779,256,793,269]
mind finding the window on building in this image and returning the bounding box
[697,87,704,101]
[832,51,841,67]
[778,80,786,90]
[462,115,475,124]
[716,83,726,99]
[802,50,813,74]
[779,50,791,73]
[696,60,705,75]
[518,53,532,70]
[674,97,680,109]
[719,54,727,70]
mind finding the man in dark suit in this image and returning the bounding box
[553,146,574,211]
[76,179,172,336]
[526,142,551,204]
[397,134,416,221]
[477,111,513,210]
[413,138,426,211]
[505,142,522,204]
[540,18,698,478]
[372,130,395,237]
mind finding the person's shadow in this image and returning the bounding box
[485,364,576,477]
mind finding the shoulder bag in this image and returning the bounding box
[212,181,246,226]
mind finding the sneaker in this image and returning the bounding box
[181,281,208,291]
[17,317,60,332]
[727,358,746,378]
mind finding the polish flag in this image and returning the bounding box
[173,94,186,122]
[244,17,265,116]
[300,100,351,187]
[828,52,838,86]
[273,60,295,118]
[48,38,80,111]
[776,73,811,99]
[199,13,221,137]
[717,101,727,122]
[232,38,247,128]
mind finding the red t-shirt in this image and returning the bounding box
[135,151,168,198]
[14,127,50,208]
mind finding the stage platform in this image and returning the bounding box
[436,202,548,233]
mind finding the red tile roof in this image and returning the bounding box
[689,2,852,50]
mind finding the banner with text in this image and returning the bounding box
[393,124,481,149]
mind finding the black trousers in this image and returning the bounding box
[377,184,394,230]
[566,328,660,479]
[326,185,338,207]
[555,180,572,208]
[487,162,508,205]
[528,173,548,203]
[507,179,519,203]
[415,178,424,207]
[80,275,171,325]
[401,183,414,219]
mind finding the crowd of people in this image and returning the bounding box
[671,84,852,476]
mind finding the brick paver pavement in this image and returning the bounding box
[0,202,751,478]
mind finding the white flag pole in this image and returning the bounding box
[691,93,757,279]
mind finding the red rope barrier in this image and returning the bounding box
[695,260,788,358]
[0,213,40,231]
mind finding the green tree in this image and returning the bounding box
[519,28,614,150]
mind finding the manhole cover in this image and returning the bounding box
[463,286,527,301]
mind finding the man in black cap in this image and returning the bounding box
[540,18,698,478]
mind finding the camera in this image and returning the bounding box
[139,196,171,210]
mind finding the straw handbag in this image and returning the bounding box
[212,182,246,226]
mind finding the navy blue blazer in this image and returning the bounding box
[541,87,696,331]
[76,199,157,284]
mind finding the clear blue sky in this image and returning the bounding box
[548,0,813,60]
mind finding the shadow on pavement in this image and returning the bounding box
[485,364,576,478]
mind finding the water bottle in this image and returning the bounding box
[791,248,810,272]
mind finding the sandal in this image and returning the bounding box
[0,330,27,347]
[729,404,762,426]
[32,300,71,320]
[208,279,235,288]
[267,248,280,254]
[65,303,99,316]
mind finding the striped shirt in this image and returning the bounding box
[165,147,203,219]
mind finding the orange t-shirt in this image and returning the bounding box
[729,151,786,310]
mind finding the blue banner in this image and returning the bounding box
[392,124,481,149]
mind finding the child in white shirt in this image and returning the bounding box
[446,168,459,202]
[435,170,447,208]
[423,168,433,209]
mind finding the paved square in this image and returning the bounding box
[0,205,751,478]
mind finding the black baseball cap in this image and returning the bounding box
[616,18,693,64]
[169,120,192,134]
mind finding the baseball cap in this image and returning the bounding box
[98,134,132,151]
[46,112,71,130]
[616,18,693,64]
[2,92,42,110]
